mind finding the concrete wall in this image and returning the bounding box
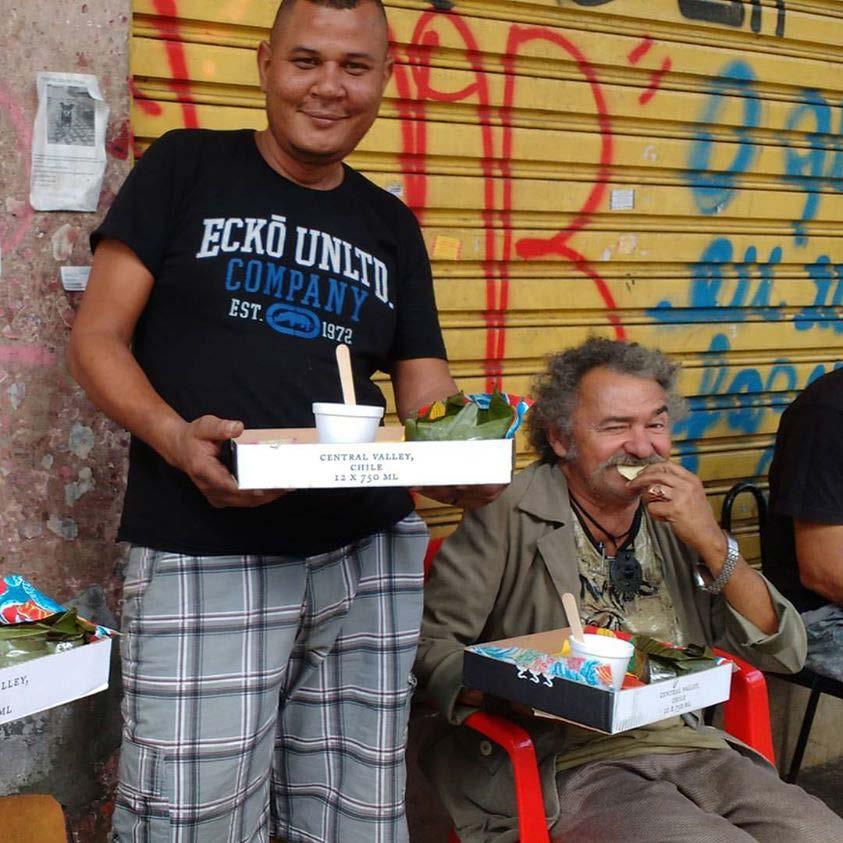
[0,1,130,838]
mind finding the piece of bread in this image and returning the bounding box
[616,464,645,480]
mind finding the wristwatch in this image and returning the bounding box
[700,531,740,595]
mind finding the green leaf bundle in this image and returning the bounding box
[404,391,516,441]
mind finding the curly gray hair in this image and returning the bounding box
[526,337,687,464]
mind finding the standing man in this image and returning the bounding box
[68,1,485,840]
[766,366,843,682]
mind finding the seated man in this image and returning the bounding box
[414,337,842,843]
[766,366,843,683]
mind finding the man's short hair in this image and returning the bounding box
[271,0,388,41]
[527,337,687,464]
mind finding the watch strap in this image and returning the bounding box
[705,531,740,595]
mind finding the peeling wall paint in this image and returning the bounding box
[0,2,130,839]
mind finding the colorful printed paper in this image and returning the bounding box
[404,390,533,442]
[468,630,727,694]
[466,392,533,440]
[466,643,618,690]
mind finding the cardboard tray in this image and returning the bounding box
[0,636,113,726]
[463,628,733,734]
[225,425,514,490]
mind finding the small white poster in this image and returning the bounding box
[60,266,91,292]
[610,188,635,211]
[30,72,110,212]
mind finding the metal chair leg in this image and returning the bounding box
[785,683,822,784]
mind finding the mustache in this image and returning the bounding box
[597,454,666,472]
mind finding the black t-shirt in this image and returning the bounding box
[766,366,843,612]
[91,128,446,556]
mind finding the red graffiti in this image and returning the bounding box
[639,57,672,105]
[392,14,652,388]
[627,37,654,65]
[393,14,511,387]
[151,0,199,129]
[129,9,672,386]
[0,345,59,366]
[128,78,163,117]
[411,14,508,385]
[128,78,161,157]
[106,120,132,160]
[627,37,672,106]
[506,26,623,343]
[391,55,429,214]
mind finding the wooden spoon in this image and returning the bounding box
[336,344,356,405]
[562,592,584,645]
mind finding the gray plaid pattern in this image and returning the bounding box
[111,512,427,843]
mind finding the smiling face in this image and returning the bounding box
[256,0,392,180]
[548,366,672,504]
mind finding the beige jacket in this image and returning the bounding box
[414,461,807,843]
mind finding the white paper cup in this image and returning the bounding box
[569,633,635,691]
[313,402,384,444]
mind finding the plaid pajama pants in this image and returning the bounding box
[111,512,427,843]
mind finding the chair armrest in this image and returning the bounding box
[463,711,550,843]
[712,647,775,765]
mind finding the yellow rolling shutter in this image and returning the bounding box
[131,0,843,551]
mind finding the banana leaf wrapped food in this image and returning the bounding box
[630,634,720,683]
[0,575,112,669]
[0,609,99,669]
[404,390,532,441]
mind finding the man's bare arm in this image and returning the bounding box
[794,520,843,604]
[391,357,457,423]
[67,238,283,508]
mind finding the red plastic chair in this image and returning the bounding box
[423,537,776,843]
[450,650,775,843]
[447,710,551,843]
[423,535,444,579]
[712,647,776,765]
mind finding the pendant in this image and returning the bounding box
[609,547,643,601]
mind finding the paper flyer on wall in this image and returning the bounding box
[29,72,110,212]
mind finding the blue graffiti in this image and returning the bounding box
[671,333,841,475]
[675,57,843,479]
[687,61,843,243]
[781,91,843,245]
[649,238,784,323]
[650,236,843,336]
[795,255,843,333]
[686,60,761,215]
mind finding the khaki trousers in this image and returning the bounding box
[551,749,842,842]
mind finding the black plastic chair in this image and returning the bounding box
[776,669,843,783]
[720,480,843,783]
